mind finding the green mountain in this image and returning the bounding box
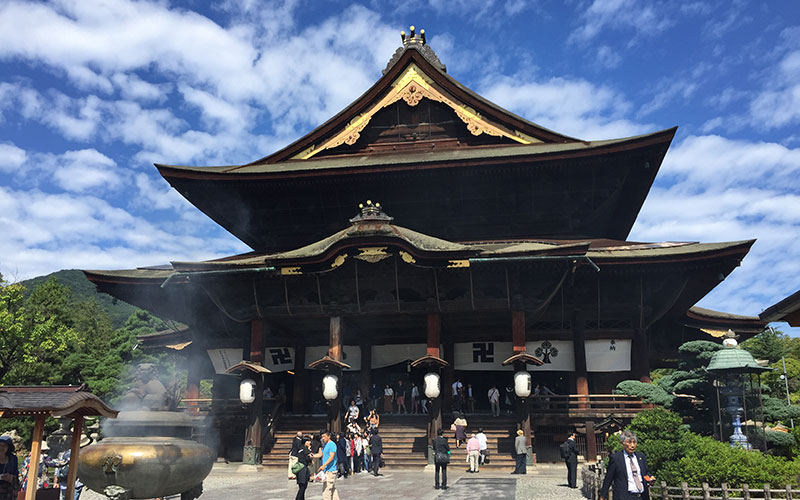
[20,269,138,329]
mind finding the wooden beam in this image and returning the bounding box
[292,343,307,413]
[64,416,83,500]
[329,316,343,433]
[585,420,598,464]
[26,415,45,500]
[329,316,343,361]
[243,319,265,465]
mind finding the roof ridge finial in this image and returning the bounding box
[402,25,426,47]
[350,200,394,223]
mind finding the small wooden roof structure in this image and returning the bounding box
[0,385,117,500]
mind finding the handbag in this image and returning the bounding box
[291,461,305,475]
[434,451,450,464]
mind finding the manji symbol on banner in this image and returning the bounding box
[472,342,495,363]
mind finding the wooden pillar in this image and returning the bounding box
[243,319,264,465]
[25,414,45,500]
[360,343,372,403]
[426,313,443,452]
[585,420,598,463]
[573,316,589,396]
[185,353,201,415]
[329,316,344,434]
[293,343,307,413]
[64,416,83,500]
[511,310,532,454]
[634,329,651,383]
[442,341,455,412]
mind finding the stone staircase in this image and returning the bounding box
[261,414,429,469]
[445,415,519,471]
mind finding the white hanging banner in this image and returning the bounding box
[454,342,514,371]
[525,340,575,372]
[305,345,361,371]
[207,348,242,374]
[264,347,296,372]
[372,344,427,369]
[585,339,631,372]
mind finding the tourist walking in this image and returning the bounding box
[0,435,20,500]
[347,400,360,424]
[294,437,313,500]
[561,431,579,488]
[476,428,488,465]
[288,431,303,480]
[396,380,408,414]
[315,431,339,500]
[487,385,500,417]
[336,433,349,478]
[451,379,463,412]
[369,429,383,476]
[383,384,394,413]
[466,433,481,473]
[411,382,420,414]
[366,409,380,434]
[512,429,527,474]
[600,430,654,500]
[432,429,450,490]
[452,414,467,448]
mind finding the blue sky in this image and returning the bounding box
[0,0,798,334]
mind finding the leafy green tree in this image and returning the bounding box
[741,328,788,364]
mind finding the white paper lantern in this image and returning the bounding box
[424,372,441,399]
[239,378,256,404]
[514,371,531,398]
[322,374,339,401]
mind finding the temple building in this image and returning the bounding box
[85,28,766,465]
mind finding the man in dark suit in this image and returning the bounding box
[600,430,654,500]
[564,431,579,488]
[369,428,383,476]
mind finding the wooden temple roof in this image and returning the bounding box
[0,385,118,419]
[153,32,676,250]
[683,306,766,337]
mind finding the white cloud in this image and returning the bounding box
[47,149,122,192]
[480,75,653,139]
[569,0,673,45]
[0,142,26,172]
[750,50,800,129]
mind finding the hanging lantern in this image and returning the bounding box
[323,374,339,401]
[424,372,441,399]
[514,371,531,398]
[239,378,256,404]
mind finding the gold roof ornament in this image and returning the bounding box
[350,200,394,223]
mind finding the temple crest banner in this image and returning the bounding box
[584,339,631,372]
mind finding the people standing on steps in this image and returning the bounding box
[315,431,340,500]
[563,431,579,488]
[347,400,360,425]
[452,414,467,448]
[466,384,475,413]
[369,383,381,411]
[383,384,394,413]
[411,382,420,414]
[476,428,488,465]
[433,429,450,490]
[512,429,528,474]
[396,380,408,414]
[336,433,348,478]
[451,379,463,413]
[369,428,383,476]
[488,384,500,417]
[466,433,481,473]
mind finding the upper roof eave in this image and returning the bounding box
[155,127,677,180]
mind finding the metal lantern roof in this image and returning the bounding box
[706,347,771,374]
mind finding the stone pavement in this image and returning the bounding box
[81,463,588,500]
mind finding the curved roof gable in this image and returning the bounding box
[250,31,578,165]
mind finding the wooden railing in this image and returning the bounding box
[581,465,800,500]
[533,394,651,415]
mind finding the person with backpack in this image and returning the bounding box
[512,429,527,474]
[561,431,579,488]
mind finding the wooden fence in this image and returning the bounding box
[581,465,800,500]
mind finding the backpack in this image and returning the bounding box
[559,440,570,459]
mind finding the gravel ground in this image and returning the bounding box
[78,463,588,500]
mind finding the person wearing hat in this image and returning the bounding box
[0,435,20,500]
[512,429,528,474]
